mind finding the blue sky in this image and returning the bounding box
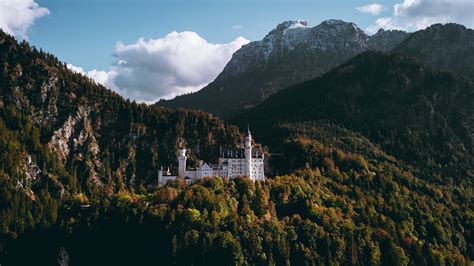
[1,0,473,102]
[30,0,395,70]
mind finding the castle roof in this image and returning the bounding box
[220,147,264,158]
[221,148,245,158]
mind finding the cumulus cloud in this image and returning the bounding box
[68,32,249,103]
[356,3,384,15]
[366,0,474,34]
[87,69,118,89]
[66,64,86,75]
[67,63,118,92]
[0,0,50,39]
[67,64,118,90]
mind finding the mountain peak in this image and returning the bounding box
[268,20,310,37]
[275,20,309,30]
[158,19,410,116]
[369,28,410,51]
[374,28,406,34]
[393,22,474,79]
[319,19,350,26]
[316,19,363,33]
[425,22,468,31]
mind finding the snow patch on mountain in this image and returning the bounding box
[222,19,374,76]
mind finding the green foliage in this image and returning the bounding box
[235,52,474,187]
[2,138,472,264]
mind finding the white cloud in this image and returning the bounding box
[366,0,474,34]
[232,25,243,30]
[356,3,384,15]
[66,64,86,75]
[67,64,118,91]
[87,69,118,90]
[0,0,49,39]
[68,32,249,103]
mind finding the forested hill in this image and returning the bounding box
[394,23,474,80]
[0,29,242,197]
[235,51,474,186]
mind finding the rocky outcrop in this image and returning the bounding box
[368,28,410,51]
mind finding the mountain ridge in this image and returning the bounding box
[157,19,410,117]
[234,50,474,184]
[393,23,474,80]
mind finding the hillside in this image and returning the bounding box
[394,23,474,80]
[157,20,409,118]
[235,51,474,186]
[4,138,472,264]
[0,29,243,233]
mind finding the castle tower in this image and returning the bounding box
[178,148,187,177]
[158,166,163,186]
[244,125,252,180]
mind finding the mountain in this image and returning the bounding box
[0,29,242,198]
[394,23,474,80]
[157,20,409,117]
[235,51,474,185]
[369,28,411,52]
[0,29,472,265]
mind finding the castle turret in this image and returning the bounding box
[178,148,187,177]
[158,166,163,186]
[244,126,252,180]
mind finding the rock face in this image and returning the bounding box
[393,23,474,80]
[369,28,411,51]
[157,19,409,117]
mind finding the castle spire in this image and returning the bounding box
[244,124,252,180]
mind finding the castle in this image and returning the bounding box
[158,128,265,185]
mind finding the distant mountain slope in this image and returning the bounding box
[0,30,242,198]
[157,20,409,117]
[394,23,474,80]
[235,51,474,184]
[369,28,411,52]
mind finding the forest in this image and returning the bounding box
[2,138,472,264]
[0,28,472,265]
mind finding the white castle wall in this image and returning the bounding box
[158,130,265,186]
